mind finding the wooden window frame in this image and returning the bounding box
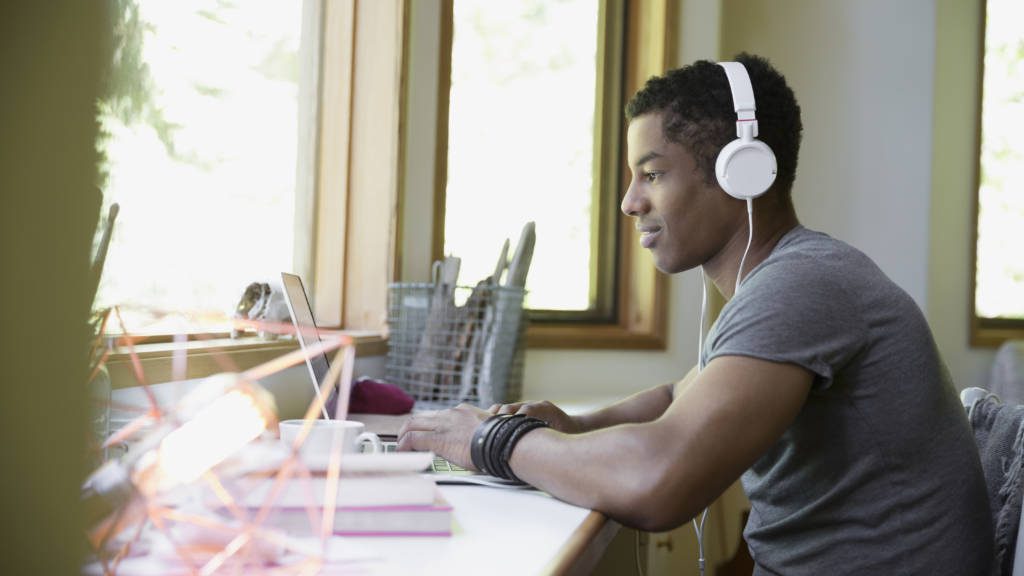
[310,0,404,332]
[106,0,404,385]
[428,0,677,350]
[969,0,1024,347]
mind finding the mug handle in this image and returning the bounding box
[356,432,382,453]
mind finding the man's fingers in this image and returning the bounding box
[515,401,548,416]
[487,404,501,414]
[397,415,436,440]
[497,402,524,415]
[396,429,428,452]
[517,404,551,424]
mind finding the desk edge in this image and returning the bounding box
[543,510,621,576]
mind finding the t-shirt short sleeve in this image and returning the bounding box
[704,257,868,390]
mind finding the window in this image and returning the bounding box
[442,0,610,317]
[972,0,1024,345]
[431,0,677,348]
[98,0,404,385]
[96,0,318,335]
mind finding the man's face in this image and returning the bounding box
[621,112,738,274]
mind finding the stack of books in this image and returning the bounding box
[209,453,453,537]
[238,474,451,537]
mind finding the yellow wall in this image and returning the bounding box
[928,0,995,389]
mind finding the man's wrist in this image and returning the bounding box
[470,414,549,483]
[569,413,593,433]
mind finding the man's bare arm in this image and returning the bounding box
[504,356,811,531]
[397,357,808,531]
[574,363,701,431]
[491,365,700,433]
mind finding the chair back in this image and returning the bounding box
[962,388,1024,576]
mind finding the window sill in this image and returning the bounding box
[526,321,666,350]
[105,331,388,390]
[971,318,1024,348]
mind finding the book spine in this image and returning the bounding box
[234,476,438,507]
[333,531,452,537]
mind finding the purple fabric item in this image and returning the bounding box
[324,378,415,416]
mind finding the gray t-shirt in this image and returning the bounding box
[703,226,993,575]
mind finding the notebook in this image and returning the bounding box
[280,272,528,488]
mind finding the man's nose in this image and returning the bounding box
[621,180,647,217]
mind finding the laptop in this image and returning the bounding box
[280,272,524,486]
[280,273,334,419]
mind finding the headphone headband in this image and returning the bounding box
[718,62,758,137]
[714,60,776,201]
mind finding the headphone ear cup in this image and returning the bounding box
[715,139,778,200]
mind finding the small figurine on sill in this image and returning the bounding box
[231,281,290,339]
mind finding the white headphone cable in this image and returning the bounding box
[695,198,753,576]
[698,267,708,368]
[735,198,754,294]
[693,507,709,576]
[692,269,710,576]
[634,271,714,576]
[691,198,754,576]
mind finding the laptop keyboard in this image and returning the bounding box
[382,441,466,472]
[430,457,466,473]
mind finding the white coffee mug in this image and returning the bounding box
[279,419,383,456]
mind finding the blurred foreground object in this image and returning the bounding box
[81,325,360,573]
[83,373,277,550]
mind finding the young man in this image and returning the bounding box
[398,54,993,574]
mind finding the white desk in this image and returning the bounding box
[343,412,620,575]
[309,485,618,575]
[91,484,617,576]
[93,411,619,575]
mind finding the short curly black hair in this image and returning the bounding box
[625,53,803,202]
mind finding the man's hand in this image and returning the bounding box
[396,403,489,470]
[488,400,581,434]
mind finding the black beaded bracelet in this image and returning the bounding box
[487,414,526,479]
[498,417,548,483]
[479,414,512,473]
[470,414,512,475]
[470,413,550,482]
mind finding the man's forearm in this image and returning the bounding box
[508,419,702,532]
[572,382,674,432]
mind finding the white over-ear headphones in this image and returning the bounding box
[715,62,777,200]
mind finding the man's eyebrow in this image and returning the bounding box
[633,151,664,169]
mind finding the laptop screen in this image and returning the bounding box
[280,272,331,392]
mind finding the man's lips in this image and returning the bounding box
[637,225,662,248]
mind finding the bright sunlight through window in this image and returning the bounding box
[95,0,308,334]
[443,0,599,311]
[976,0,1024,320]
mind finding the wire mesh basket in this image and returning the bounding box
[385,281,527,410]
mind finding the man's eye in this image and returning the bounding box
[643,171,661,182]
